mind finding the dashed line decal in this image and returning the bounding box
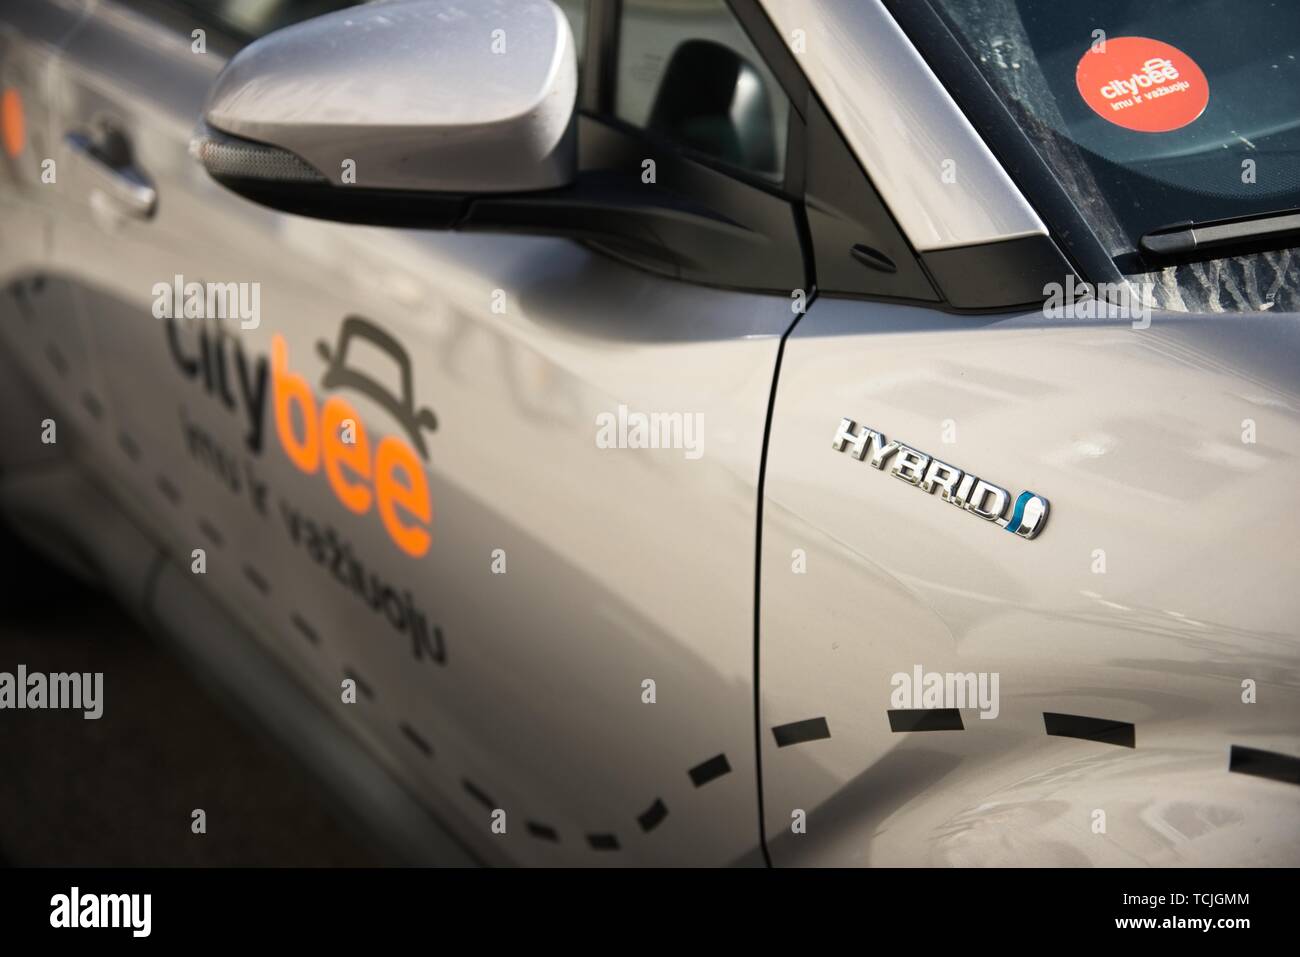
[241,564,270,595]
[118,432,142,462]
[343,668,374,700]
[290,613,320,646]
[772,717,831,747]
[637,799,668,833]
[198,519,224,547]
[156,475,181,505]
[80,392,103,420]
[1229,745,1300,786]
[10,279,36,320]
[400,723,433,758]
[888,708,965,732]
[688,753,731,787]
[462,779,494,809]
[99,422,744,862]
[526,821,559,842]
[1043,712,1135,748]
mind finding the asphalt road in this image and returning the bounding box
[0,523,384,867]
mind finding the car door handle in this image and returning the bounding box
[65,130,157,219]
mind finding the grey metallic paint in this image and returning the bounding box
[0,0,1295,867]
[204,0,579,193]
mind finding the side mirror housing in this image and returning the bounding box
[194,0,577,206]
[189,0,806,293]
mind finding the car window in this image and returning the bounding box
[925,0,1300,258]
[614,0,789,180]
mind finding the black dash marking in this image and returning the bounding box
[80,392,103,420]
[526,821,559,842]
[772,717,831,748]
[1043,712,1135,748]
[11,281,35,319]
[242,564,270,594]
[118,432,141,462]
[637,799,668,833]
[291,614,320,646]
[400,723,433,758]
[888,709,965,732]
[343,669,374,700]
[462,779,495,809]
[44,344,68,375]
[587,833,620,851]
[429,625,447,666]
[688,753,732,787]
[198,519,224,547]
[1229,745,1300,786]
[156,475,181,505]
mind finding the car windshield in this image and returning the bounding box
[925,0,1300,274]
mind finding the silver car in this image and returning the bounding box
[0,0,1297,867]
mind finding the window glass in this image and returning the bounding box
[926,0,1300,257]
[615,0,788,180]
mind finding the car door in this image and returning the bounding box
[46,0,811,865]
[756,0,1300,867]
[0,0,98,479]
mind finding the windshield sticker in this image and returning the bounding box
[1076,36,1209,133]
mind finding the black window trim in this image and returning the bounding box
[578,0,808,199]
[882,0,1125,294]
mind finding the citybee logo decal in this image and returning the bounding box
[274,317,437,558]
[831,417,1049,540]
[1076,37,1209,133]
[166,314,437,558]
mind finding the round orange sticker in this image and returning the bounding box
[1075,37,1209,133]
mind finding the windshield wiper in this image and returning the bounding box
[1140,208,1300,258]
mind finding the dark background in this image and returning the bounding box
[0,522,384,866]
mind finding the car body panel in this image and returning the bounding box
[0,0,97,476]
[0,0,1295,868]
[17,0,787,866]
[760,300,1300,865]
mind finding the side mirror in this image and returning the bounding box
[192,0,577,221]
[189,0,802,290]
